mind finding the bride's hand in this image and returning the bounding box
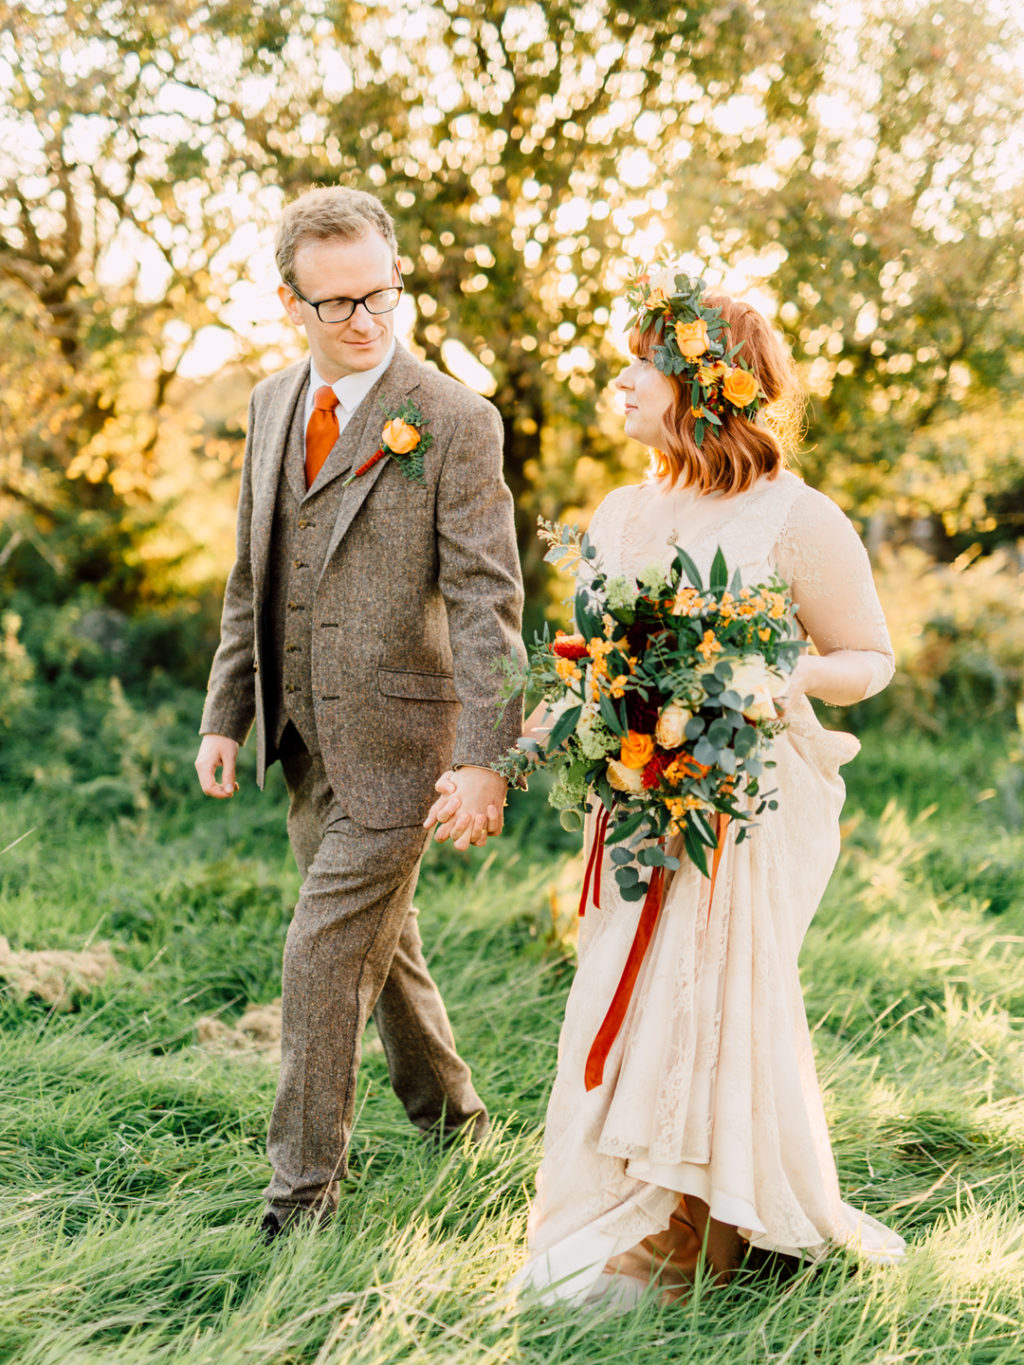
[424,771,460,830]
[774,655,817,717]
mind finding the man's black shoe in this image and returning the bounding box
[259,1205,333,1244]
[260,1211,286,1245]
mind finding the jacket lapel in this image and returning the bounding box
[317,346,424,578]
[251,362,308,597]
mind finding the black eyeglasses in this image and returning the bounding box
[289,274,404,324]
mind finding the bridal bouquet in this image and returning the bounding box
[497,522,805,901]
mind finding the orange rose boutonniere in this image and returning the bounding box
[346,399,432,484]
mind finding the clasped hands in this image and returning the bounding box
[198,734,506,850]
[423,766,507,851]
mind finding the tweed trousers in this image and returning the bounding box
[264,725,487,1216]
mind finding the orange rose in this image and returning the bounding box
[619,730,655,770]
[675,318,709,359]
[382,418,421,454]
[722,367,760,408]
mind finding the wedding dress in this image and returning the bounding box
[516,469,905,1308]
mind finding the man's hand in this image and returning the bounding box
[195,734,240,798]
[423,767,506,850]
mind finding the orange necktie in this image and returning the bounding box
[305,385,340,488]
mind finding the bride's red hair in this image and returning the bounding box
[629,293,804,494]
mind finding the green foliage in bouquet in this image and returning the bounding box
[497,522,806,899]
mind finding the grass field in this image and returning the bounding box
[1,701,1022,1363]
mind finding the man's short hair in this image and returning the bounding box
[275,187,399,287]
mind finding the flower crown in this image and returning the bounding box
[624,264,766,446]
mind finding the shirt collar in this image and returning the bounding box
[309,341,396,413]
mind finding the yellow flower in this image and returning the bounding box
[696,629,721,661]
[554,656,582,682]
[675,318,710,359]
[619,730,655,770]
[691,406,705,419]
[607,758,644,793]
[382,418,421,454]
[721,367,760,408]
[672,586,702,616]
[608,674,630,698]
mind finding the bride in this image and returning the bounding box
[428,267,905,1306]
[516,269,904,1307]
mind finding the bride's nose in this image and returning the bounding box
[615,365,634,391]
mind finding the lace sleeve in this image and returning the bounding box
[773,487,895,701]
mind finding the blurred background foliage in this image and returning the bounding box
[1,0,1023,777]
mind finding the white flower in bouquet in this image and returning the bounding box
[577,702,619,760]
[605,576,636,612]
[606,758,644,793]
[655,700,693,748]
[723,658,787,721]
[548,764,589,810]
[638,562,671,596]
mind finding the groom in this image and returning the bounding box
[195,186,524,1238]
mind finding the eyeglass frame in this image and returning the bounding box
[287,269,405,324]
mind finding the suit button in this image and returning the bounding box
[297,518,308,529]
[285,644,298,653]
[285,684,297,694]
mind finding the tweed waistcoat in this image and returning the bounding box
[266,375,354,753]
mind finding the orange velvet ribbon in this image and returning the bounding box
[583,810,730,1092]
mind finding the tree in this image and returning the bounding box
[2,0,829,600]
[673,0,1024,541]
[3,0,1021,618]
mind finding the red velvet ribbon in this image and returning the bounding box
[583,810,730,1092]
[578,805,610,917]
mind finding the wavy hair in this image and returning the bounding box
[629,293,804,494]
[275,187,399,287]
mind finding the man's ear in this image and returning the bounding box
[278,282,303,327]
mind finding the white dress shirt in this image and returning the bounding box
[304,341,397,438]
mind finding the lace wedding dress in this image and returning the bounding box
[516,469,905,1307]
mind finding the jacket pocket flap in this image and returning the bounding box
[378,668,458,702]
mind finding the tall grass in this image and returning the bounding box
[0,714,1022,1362]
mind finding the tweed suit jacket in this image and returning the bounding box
[200,343,526,829]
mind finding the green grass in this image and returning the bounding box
[0,713,1022,1363]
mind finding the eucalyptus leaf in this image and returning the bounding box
[693,737,718,766]
[707,719,733,748]
[618,879,649,902]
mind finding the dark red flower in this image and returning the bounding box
[642,750,670,789]
[626,693,660,734]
